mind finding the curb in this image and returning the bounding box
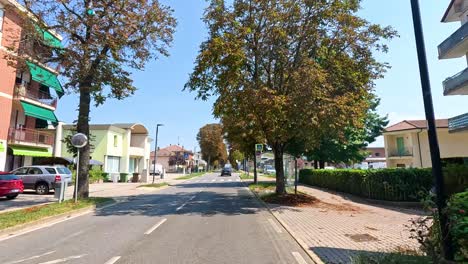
[0,200,117,240]
[240,179,325,264]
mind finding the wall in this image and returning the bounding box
[130,134,146,148]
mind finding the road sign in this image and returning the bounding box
[255,144,263,152]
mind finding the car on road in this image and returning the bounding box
[10,166,72,195]
[0,172,24,200]
[263,165,276,175]
[221,164,232,176]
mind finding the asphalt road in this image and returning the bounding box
[0,173,314,264]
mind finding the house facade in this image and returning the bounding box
[151,145,193,173]
[353,147,387,169]
[0,0,63,171]
[439,0,468,132]
[56,123,152,180]
[383,120,468,168]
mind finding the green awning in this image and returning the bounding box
[9,146,52,157]
[26,62,64,98]
[21,101,58,124]
[0,142,5,153]
[34,25,63,49]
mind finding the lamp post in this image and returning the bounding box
[71,133,88,203]
[410,0,453,260]
[152,124,163,183]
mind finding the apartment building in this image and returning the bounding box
[0,0,63,171]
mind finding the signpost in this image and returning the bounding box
[254,144,264,184]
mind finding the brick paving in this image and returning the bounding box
[249,176,425,264]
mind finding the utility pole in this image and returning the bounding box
[410,0,453,260]
[253,151,258,184]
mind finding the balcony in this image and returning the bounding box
[8,128,55,146]
[14,84,57,109]
[129,146,145,157]
[388,148,413,159]
[443,67,468,96]
[449,112,468,133]
[438,21,468,59]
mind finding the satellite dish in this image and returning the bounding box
[71,133,88,148]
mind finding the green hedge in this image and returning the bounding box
[447,190,468,262]
[299,166,468,202]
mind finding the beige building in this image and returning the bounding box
[383,120,468,168]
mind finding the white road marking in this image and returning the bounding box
[144,218,167,235]
[292,252,308,264]
[38,254,86,264]
[211,179,216,182]
[104,256,121,264]
[236,179,240,182]
[220,179,225,182]
[228,179,232,182]
[268,219,283,233]
[176,195,197,211]
[5,251,56,264]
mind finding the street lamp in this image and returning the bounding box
[410,0,453,260]
[152,124,164,183]
[71,133,88,203]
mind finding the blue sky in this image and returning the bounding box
[56,0,466,150]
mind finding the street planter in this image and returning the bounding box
[119,173,129,183]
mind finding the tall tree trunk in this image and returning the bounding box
[314,160,318,169]
[319,160,325,169]
[76,85,91,199]
[273,145,285,195]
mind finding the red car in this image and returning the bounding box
[0,172,24,200]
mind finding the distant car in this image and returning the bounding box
[221,164,232,176]
[0,172,24,199]
[10,166,72,195]
[263,165,276,175]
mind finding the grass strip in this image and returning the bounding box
[0,197,112,231]
[138,182,169,188]
[175,172,205,180]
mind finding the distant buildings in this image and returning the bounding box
[439,0,468,132]
[383,119,468,168]
[150,145,194,173]
[0,0,63,171]
[353,147,386,169]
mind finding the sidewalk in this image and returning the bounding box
[247,177,424,263]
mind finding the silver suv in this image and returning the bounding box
[11,166,72,195]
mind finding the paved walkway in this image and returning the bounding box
[246,177,425,264]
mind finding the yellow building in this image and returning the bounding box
[383,120,468,168]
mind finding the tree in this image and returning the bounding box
[197,124,228,168]
[307,97,389,168]
[228,149,244,169]
[12,0,177,198]
[186,0,397,194]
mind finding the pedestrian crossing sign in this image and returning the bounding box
[255,144,263,152]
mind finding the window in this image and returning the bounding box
[28,168,43,175]
[375,153,380,157]
[113,135,118,147]
[0,174,20,181]
[0,7,4,33]
[12,167,28,175]
[106,156,120,173]
[57,167,71,174]
[45,168,56,174]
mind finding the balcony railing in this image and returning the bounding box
[388,148,413,157]
[8,128,55,146]
[438,21,468,59]
[449,113,468,133]
[443,67,468,96]
[14,84,57,108]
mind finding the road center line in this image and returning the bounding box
[5,251,56,264]
[268,219,283,233]
[104,256,121,264]
[176,195,197,211]
[292,252,308,264]
[144,218,167,235]
[38,254,86,264]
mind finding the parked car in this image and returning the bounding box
[150,164,163,176]
[263,165,276,175]
[221,164,232,176]
[0,172,24,199]
[10,166,72,195]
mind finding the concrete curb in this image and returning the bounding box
[0,200,116,240]
[240,179,324,264]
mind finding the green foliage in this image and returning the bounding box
[89,168,104,184]
[229,149,244,168]
[102,173,109,182]
[351,252,430,264]
[239,173,253,180]
[447,190,468,262]
[299,168,433,201]
[138,183,169,188]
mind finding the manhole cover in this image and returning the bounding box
[345,233,379,242]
